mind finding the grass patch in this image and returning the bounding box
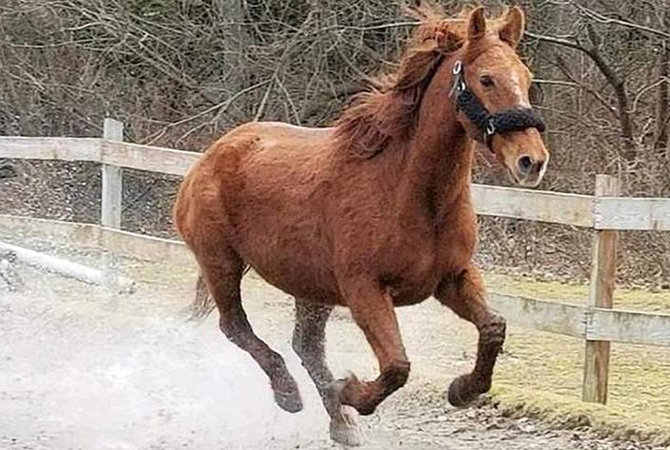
[484,271,670,446]
[485,272,670,313]
[490,385,670,446]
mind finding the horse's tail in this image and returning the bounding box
[186,265,251,322]
[185,273,216,322]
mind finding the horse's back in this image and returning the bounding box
[204,120,334,206]
[175,121,340,302]
[227,121,333,143]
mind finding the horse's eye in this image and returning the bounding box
[480,75,494,88]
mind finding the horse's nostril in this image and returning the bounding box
[518,156,533,173]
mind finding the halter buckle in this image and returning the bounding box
[486,118,496,136]
[449,60,466,98]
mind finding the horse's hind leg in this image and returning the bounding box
[434,266,506,406]
[292,299,362,446]
[199,247,303,413]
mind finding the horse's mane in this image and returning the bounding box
[333,2,505,158]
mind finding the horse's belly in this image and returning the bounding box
[386,274,440,306]
[237,223,340,304]
[249,258,340,304]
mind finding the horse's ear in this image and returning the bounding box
[467,7,486,41]
[499,6,525,49]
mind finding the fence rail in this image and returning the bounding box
[3,135,669,231]
[470,184,595,228]
[2,120,670,406]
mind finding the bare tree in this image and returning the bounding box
[2,0,669,287]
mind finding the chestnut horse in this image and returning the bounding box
[174,4,549,446]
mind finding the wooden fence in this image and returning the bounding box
[1,118,670,406]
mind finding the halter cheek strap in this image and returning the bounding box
[449,60,546,151]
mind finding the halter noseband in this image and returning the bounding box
[449,60,546,151]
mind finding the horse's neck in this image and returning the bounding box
[396,114,474,225]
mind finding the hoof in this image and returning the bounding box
[330,406,363,446]
[273,379,303,413]
[274,388,303,413]
[447,374,479,407]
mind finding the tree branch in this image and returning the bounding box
[572,2,670,40]
[555,55,618,116]
[300,82,364,123]
[527,28,636,158]
[142,80,271,145]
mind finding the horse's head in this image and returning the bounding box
[334,3,549,187]
[426,7,549,186]
[451,6,548,187]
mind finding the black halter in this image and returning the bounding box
[449,60,546,151]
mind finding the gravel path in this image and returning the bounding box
[0,248,658,450]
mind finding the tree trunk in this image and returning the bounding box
[656,41,669,157]
[581,24,636,160]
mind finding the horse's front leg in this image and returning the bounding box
[329,279,411,416]
[435,266,506,406]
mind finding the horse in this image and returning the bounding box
[174,3,549,446]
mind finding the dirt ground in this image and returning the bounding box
[1,233,666,450]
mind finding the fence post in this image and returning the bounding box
[582,174,621,404]
[101,118,123,229]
